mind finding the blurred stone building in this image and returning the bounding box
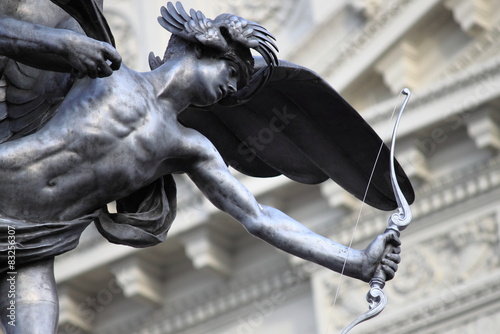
[50,0,500,333]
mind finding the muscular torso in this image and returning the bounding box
[0,66,201,222]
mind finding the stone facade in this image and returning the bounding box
[48,1,500,333]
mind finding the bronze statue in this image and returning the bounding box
[0,1,414,333]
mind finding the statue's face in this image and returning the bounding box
[190,57,239,107]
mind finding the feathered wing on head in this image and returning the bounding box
[156,2,278,64]
[150,1,279,104]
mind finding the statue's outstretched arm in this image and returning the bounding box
[0,16,121,78]
[186,147,401,282]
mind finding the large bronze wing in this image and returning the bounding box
[179,59,415,211]
[0,0,113,143]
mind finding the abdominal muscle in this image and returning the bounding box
[0,131,143,222]
[0,76,167,222]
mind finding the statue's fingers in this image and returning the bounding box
[384,252,401,264]
[102,44,122,71]
[392,245,401,254]
[71,57,88,79]
[381,264,397,280]
[84,60,98,79]
[385,229,401,246]
[97,61,113,78]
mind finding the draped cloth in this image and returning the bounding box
[0,175,177,273]
[95,175,177,248]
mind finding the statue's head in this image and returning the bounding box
[149,2,278,106]
[161,34,254,91]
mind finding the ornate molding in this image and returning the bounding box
[444,0,492,36]
[441,21,500,78]
[330,154,500,246]
[466,105,500,152]
[374,40,420,94]
[101,263,315,334]
[178,226,232,277]
[207,0,298,34]
[436,308,500,333]
[364,54,500,134]
[111,256,163,306]
[322,0,412,78]
[396,144,431,184]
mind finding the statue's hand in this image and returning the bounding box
[62,31,122,79]
[360,229,401,283]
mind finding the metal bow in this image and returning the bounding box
[341,88,413,334]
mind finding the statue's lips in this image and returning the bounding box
[218,86,228,99]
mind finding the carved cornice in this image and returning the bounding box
[466,106,500,152]
[444,0,493,36]
[209,0,298,34]
[111,256,164,306]
[441,21,500,78]
[363,54,500,136]
[374,39,421,94]
[101,263,315,334]
[321,0,413,80]
[327,154,500,246]
[178,225,233,277]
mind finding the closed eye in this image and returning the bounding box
[229,66,237,77]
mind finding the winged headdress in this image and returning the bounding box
[149,2,279,105]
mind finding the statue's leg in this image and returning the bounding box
[0,258,59,334]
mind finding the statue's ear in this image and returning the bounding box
[148,52,163,70]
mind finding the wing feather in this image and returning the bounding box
[3,62,37,90]
[0,60,73,143]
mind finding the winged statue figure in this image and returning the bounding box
[0,1,414,333]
